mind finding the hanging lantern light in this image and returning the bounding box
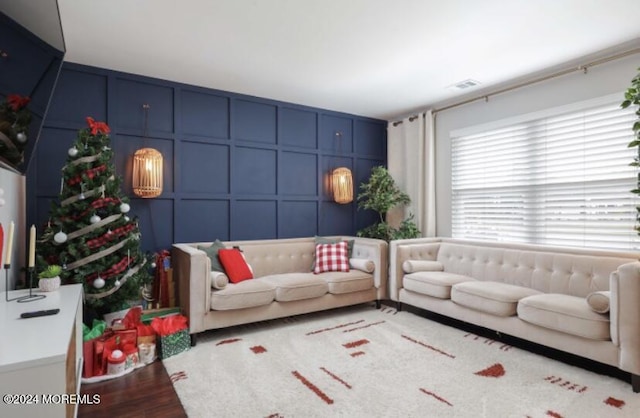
[331,130,353,204]
[132,104,162,198]
[133,147,163,198]
[332,166,353,204]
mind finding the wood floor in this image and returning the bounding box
[78,360,186,418]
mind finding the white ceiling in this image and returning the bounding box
[57,0,640,120]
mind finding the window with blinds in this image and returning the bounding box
[451,94,639,250]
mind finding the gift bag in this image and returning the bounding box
[82,320,108,378]
[137,324,156,345]
[151,314,190,359]
[82,340,95,378]
[114,329,137,347]
[158,329,190,359]
[92,330,116,376]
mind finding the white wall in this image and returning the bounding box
[433,54,640,237]
[0,167,25,292]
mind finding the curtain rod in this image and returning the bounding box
[391,114,419,127]
[433,47,640,115]
[390,46,640,125]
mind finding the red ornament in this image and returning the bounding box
[85,116,111,135]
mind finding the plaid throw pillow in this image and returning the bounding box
[314,241,350,274]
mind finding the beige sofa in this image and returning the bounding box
[389,237,640,392]
[172,236,388,343]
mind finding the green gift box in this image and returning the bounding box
[158,329,190,359]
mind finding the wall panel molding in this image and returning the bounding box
[29,62,386,251]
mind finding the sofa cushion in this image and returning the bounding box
[314,242,350,274]
[518,293,610,340]
[260,273,329,302]
[210,280,275,310]
[451,281,541,316]
[586,291,610,314]
[321,271,374,294]
[403,272,475,299]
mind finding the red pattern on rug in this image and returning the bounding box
[401,335,456,359]
[342,339,369,349]
[604,396,625,408]
[379,307,398,315]
[170,371,187,383]
[291,370,334,405]
[463,333,512,351]
[320,367,352,389]
[546,411,563,418]
[474,363,505,378]
[251,345,267,354]
[350,351,365,357]
[216,338,242,346]
[544,376,588,393]
[306,320,364,336]
[419,388,453,407]
[266,414,284,418]
[342,320,386,333]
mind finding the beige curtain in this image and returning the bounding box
[387,110,436,237]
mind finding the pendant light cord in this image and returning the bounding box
[142,104,150,145]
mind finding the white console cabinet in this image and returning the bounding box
[0,284,83,418]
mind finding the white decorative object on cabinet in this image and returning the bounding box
[0,284,83,418]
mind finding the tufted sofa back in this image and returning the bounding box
[224,237,316,277]
[437,242,635,297]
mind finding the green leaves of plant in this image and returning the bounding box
[356,166,420,241]
[624,67,640,235]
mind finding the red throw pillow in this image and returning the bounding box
[314,242,350,274]
[218,249,253,283]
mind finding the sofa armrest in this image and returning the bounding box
[389,238,442,301]
[350,237,388,300]
[610,261,640,375]
[172,243,212,334]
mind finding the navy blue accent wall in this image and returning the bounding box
[1,11,64,174]
[28,63,386,252]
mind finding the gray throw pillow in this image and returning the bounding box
[198,239,227,273]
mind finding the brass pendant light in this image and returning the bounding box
[331,131,353,204]
[132,104,163,198]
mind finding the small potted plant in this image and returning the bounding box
[38,264,62,292]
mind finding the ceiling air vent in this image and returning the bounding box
[449,79,481,91]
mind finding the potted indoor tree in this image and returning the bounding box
[38,264,62,292]
[622,67,640,235]
[356,166,420,241]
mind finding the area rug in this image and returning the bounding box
[163,305,640,417]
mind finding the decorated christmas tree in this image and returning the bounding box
[37,116,151,316]
[0,94,32,166]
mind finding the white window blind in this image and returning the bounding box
[451,95,639,250]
